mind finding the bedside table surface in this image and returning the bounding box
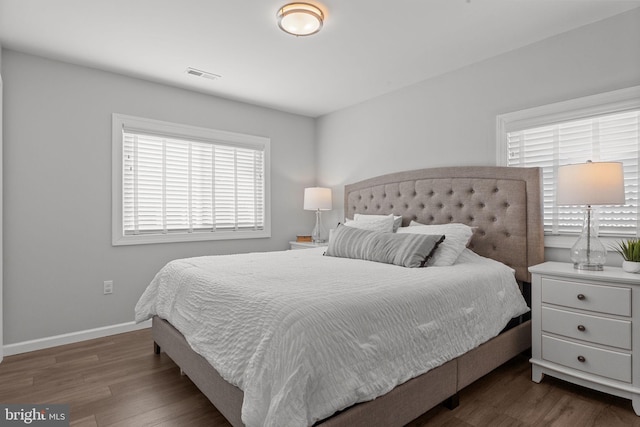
[289,241,328,249]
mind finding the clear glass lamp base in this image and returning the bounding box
[311,226,326,243]
[572,261,604,271]
[570,237,607,271]
[312,210,326,243]
[570,207,606,271]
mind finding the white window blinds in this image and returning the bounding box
[113,114,270,245]
[505,108,640,237]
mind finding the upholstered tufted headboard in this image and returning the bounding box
[344,166,543,282]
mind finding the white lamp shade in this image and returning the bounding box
[557,161,625,206]
[304,187,332,211]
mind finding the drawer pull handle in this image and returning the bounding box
[577,294,586,300]
[577,325,586,332]
[577,355,586,363]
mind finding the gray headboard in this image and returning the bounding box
[344,166,543,282]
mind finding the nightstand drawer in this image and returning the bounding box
[541,278,631,316]
[542,335,631,383]
[541,306,631,350]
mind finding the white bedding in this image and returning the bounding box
[135,247,529,427]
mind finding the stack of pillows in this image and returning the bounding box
[325,214,474,268]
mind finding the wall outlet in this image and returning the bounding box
[103,280,113,295]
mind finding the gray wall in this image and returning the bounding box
[2,50,316,344]
[0,45,3,359]
[316,9,640,262]
[4,9,640,345]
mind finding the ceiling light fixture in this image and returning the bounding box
[277,3,324,36]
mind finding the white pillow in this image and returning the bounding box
[398,222,474,266]
[353,214,403,232]
[409,221,476,239]
[344,215,395,233]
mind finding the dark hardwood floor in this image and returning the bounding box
[0,329,638,426]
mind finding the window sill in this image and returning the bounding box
[112,230,271,246]
[544,234,631,249]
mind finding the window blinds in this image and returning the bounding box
[122,131,265,235]
[507,109,639,236]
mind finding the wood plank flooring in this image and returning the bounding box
[0,329,638,426]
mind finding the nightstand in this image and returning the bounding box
[529,262,640,415]
[289,241,328,250]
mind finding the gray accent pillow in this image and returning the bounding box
[325,225,445,268]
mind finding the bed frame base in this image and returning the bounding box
[150,166,541,426]
[443,394,460,410]
[152,316,531,427]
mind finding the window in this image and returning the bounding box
[112,114,270,245]
[497,86,640,245]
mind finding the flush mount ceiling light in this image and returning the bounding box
[277,3,324,36]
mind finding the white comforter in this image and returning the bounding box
[135,248,528,427]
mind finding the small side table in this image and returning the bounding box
[529,261,640,416]
[289,241,328,250]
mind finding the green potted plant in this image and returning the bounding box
[612,239,640,273]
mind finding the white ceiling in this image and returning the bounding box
[1,0,639,117]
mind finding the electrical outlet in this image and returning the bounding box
[103,280,113,295]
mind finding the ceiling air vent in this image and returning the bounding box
[185,67,221,81]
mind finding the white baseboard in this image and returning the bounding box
[3,319,152,356]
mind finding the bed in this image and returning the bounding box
[137,165,543,427]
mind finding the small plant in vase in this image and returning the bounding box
[612,239,640,273]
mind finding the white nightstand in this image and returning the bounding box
[529,262,640,415]
[289,241,328,250]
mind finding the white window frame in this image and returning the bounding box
[112,114,271,245]
[496,86,640,249]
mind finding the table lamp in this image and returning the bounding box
[556,161,625,270]
[304,187,332,243]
